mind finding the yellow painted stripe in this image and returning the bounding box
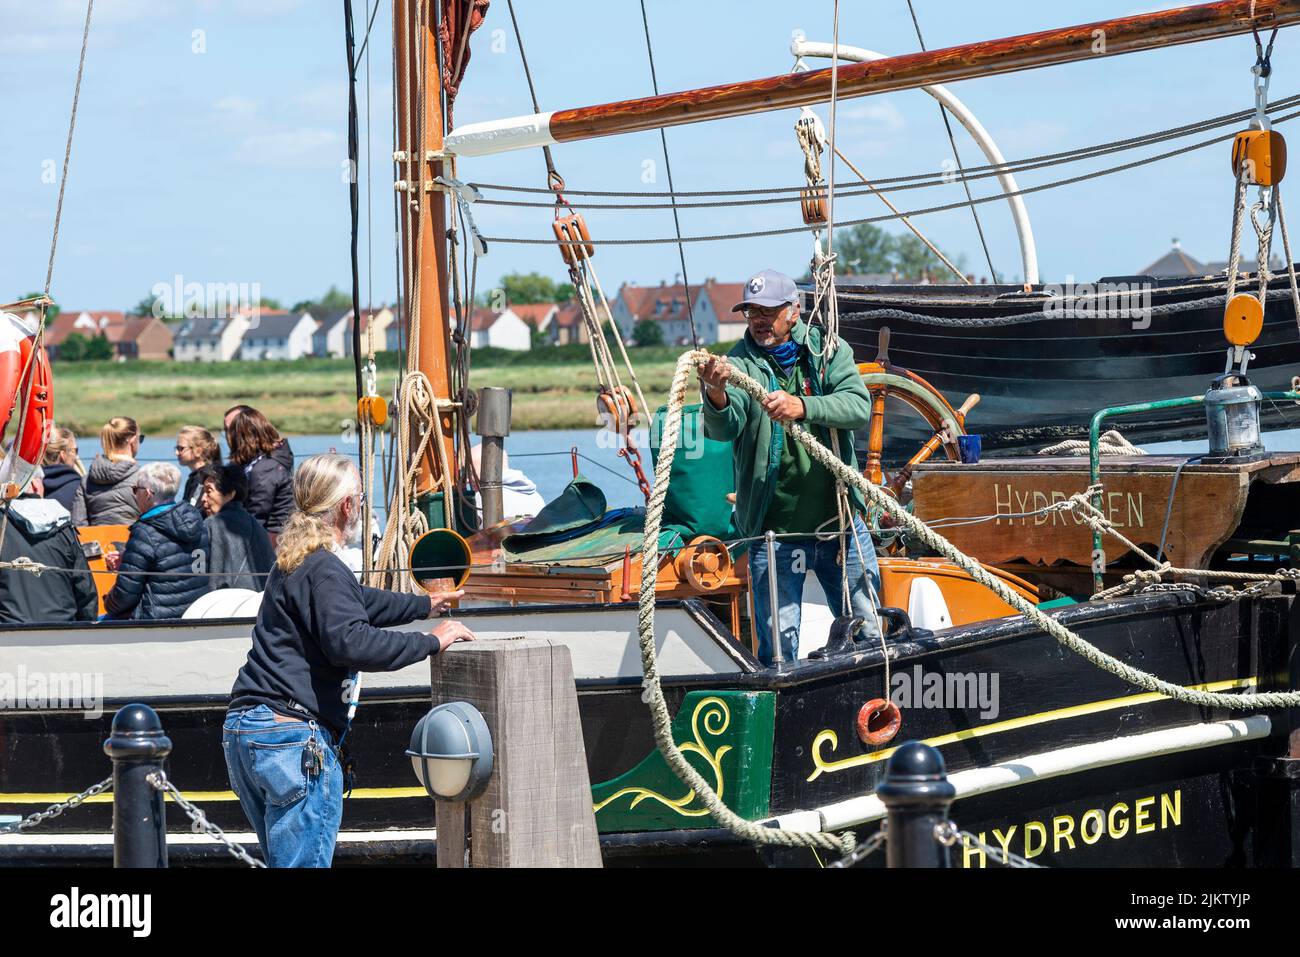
[807,675,1266,781]
[0,785,428,806]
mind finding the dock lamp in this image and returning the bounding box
[406,702,494,801]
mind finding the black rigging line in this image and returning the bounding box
[640,0,699,350]
[352,0,383,71]
[505,0,560,184]
[905,0,998,283]
[344,0,364,400]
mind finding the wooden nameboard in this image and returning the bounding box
[912,454,1300,572]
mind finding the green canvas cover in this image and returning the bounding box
[502,474,684,566]
[650,402,737,544]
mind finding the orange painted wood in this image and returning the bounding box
[77,524,131,616]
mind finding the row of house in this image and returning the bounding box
[174,306,401,362]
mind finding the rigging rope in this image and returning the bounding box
[470,94,1300,199]
[639,0,699,350]
[905,0,998,282]
[2,0,95,555]
[482,108,1300,246]
[637,354,1300,853]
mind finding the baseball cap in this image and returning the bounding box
[732,268,799,312]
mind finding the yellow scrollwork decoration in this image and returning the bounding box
[592,696,732,817]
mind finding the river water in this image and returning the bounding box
[133,423,1300,522]
[136,428,647,520]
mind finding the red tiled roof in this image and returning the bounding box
[553,302,584,328]
[619,283,698,323]
[510,303,556,328]
[470,306,503,331]
[702,282,748,321]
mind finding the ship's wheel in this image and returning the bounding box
[857,328,978,500]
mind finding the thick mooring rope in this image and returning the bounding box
[639,353,1300,849]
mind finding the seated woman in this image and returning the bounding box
[200,463,275,591]
[104,462,210,620]
[176,425,221,508]
[0,468,98,624]
[85,416,143,526]
[40,426,87,526]
[225,407,294,540]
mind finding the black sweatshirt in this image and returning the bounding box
[230,548,436,735]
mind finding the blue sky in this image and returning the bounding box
[3,0,1299,312]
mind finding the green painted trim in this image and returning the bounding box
[590,690,775,833]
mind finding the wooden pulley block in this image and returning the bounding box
[674,535,732,591]
[799,186,828,226]
[357,394,388,427]
[1231,129,1287,186]
[596,385,637,432]
[1223,293,1264,347]
[553,212,595,265]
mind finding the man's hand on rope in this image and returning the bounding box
[761,390,805,423]
[697,355,732,409]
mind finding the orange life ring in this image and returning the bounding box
[0,312,54,498]
[856,698,902,746]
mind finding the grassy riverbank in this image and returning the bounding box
[50,342,731,436]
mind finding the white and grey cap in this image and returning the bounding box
[732,268,799,312]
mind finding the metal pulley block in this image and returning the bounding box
[1231,129,1287,186]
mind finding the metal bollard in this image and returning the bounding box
[102,703,172,868]
[476,387,512,529]
[876,741,956,868]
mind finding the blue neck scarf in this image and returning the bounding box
[763,338,800,375]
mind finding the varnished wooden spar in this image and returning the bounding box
[445,0,1300,156]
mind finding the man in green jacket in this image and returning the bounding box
[698,269,882,665]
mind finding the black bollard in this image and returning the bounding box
[102,703,172,868]
[876,741,956,868]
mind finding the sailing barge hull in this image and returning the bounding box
[1,592,1295,867]
[833,275,1300,456]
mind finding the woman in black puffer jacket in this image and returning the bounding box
[104,462,210,620]
[41,426,87,525]
[225,407,294,539]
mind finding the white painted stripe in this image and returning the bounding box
[769,715,1272,832]
[0,828,437,847]
[444,110,557,157]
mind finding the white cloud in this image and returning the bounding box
[233,127,344,166]
[213,96,259,123]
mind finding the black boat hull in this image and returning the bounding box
[1,592,1294,868]
[832,274,1300,458]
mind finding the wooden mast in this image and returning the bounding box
[446,0,1300,157]
[395,0,456,506]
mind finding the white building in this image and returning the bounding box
[311,308,354,358]
[173,314,252,362]
[469,306,532,351]
[240,310,317,360]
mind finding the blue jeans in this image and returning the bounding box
[750,514,883,665]
[222,705,343,868]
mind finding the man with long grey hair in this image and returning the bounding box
[224,452,473,867]
[104,461,210,620]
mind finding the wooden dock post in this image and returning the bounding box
[428,638,602,867]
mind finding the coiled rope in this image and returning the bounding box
[639,353,1300,853]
